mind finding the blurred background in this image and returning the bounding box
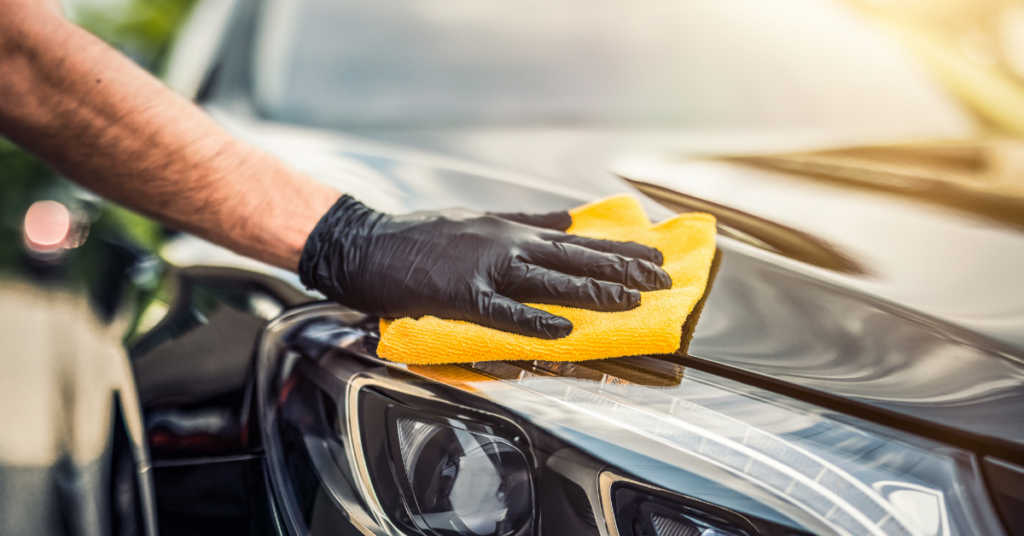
[1,0,195,282]
[5,0,1024,280]
[0,2,192,534]
[2,1,1024,535]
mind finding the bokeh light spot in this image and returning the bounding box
[24,200,71,252]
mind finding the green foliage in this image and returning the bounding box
[0,137,165,273]
[75,0,199,72]
[0,139,60,268]
[0,0,197,271]
[0,138,57,216]
[93,204,165,252]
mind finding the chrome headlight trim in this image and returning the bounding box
[258,305,386,536]
[344,375,414,536]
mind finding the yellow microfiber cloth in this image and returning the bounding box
[377,195,717,364]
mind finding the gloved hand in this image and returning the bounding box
[299,195,672,339]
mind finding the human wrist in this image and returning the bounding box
[226,151,341,271]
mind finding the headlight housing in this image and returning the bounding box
[258,305,1007,536]
[391,418,531,536]
[367,391,535,536]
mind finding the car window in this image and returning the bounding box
[254,0,973,140]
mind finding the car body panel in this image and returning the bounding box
[129,0,1024,532]
[166,111,1024,462]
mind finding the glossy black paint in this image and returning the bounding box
[267,129,1024,468]
[5,1,1022,534]
[268,316,829,536]
[125,267,313,535]
[151,456,277,536]
[666,243,1024,462]
[130,266,311,460]
[273,371,363,536]
[128,159,1024,533]
[983,457,1024,536]
[111,396,146,536]
[181,6,1024,530]
[142,15,1024,533]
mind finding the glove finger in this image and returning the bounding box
[545,233,664,265]
[502,264,641,311]
[527,242,672,291]
[471,291,574,339]
[490,210,572,231]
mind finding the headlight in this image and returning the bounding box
[392,418,532,535]
[258,305,1008,536]
[380,405,534,535]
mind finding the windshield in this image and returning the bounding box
[255,0,973,139]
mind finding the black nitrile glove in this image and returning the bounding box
[298,195,671,339]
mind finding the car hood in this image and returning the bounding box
[190,111,1024,457]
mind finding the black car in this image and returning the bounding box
[2,1,1023,536]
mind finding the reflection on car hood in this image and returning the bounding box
[204,111,1024,457]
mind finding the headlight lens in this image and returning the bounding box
[258,306,1009,536]
[393,418,532,536]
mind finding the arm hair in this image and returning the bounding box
[0,0,340,270]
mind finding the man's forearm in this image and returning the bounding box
[0,0,340,270]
